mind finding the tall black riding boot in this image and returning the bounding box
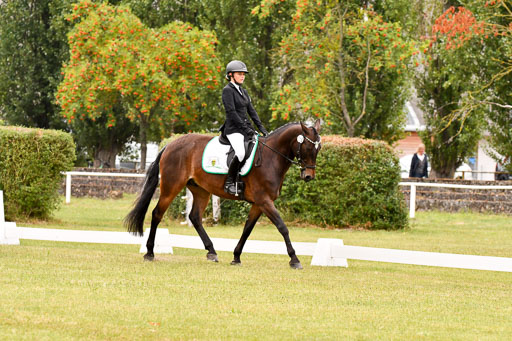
[224,157,242,196]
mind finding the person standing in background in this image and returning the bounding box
[409,143,429,178]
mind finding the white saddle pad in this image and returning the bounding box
[202,136,258,176]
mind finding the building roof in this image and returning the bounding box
[404,99,426,132]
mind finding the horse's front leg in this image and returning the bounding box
[260,200,302,269]
[231,205,262,265]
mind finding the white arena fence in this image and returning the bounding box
[62,171,512,219]
[2,190,512,272]
[399,182,512,218]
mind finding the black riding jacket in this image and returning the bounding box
[220,82,266,138]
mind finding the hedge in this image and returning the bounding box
[277,136,408,230]
[158,133,407,230]
[0,126,76,220]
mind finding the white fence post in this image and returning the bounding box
[409,184,416,219]
[212,195,221,223]
[65,172,72,204]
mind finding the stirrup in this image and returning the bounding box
[224,181,243,196]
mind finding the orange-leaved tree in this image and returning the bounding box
[56,1,220,169]
[430,0,512,172]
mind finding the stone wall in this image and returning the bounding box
[61,168,146,199]
[401,178,512,214]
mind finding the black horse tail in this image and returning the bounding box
[124,146,166,236]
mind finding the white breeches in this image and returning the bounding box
[226,132,245,161]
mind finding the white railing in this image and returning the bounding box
[399,182,512,218]
[62,172,512,219]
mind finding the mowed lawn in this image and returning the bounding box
[1,195,512,340]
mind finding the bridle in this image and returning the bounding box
[258,133,321,171]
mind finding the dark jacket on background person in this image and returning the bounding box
[409,153,429,178]
[220,82,266,138]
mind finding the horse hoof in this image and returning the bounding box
[290,262,303,270]
[206,253,219,262]
[144,253,155,261]
[230,260,241,266]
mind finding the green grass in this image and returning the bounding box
[2,195,512,340]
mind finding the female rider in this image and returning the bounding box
[220,60,268,195]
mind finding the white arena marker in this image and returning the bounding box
[330,245,512,273]
[139,228,173,254]
[0,222,20,245]
[0,191,20,245]
[311,238,348,267]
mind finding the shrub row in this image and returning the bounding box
[0,126,75,220]
[158,133,407,230]
[277,136,408,230]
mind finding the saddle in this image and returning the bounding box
[202,134,258,176]
[218,133,256,168]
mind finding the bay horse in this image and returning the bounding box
[124,120,322,269]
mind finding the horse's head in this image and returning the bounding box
[295,119,322,182]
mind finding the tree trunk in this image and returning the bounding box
[93,146,118,169]
[430,167,455,179]
[139,115,148,171]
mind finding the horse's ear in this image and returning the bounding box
[300,121,308,134]
[314,119,321,133]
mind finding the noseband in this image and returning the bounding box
[295,134,321,170]
[259,133,321,171]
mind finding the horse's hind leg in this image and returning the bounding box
[231,205,262,266]
[187,182,218,262]
[144,181,184,261]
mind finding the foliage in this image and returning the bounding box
[415,0,487,178]
[277,136,408,229]
[253,0,421,143]
[430,0,512,172]
[278,136,408,230]
[0,0,70,130]
[56,1,220,168]
[0,126,75,220]
[121,0,296,132]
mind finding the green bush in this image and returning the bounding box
[0,126,76,220]
[276,136,408,230]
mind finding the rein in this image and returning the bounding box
[257,134,321,171]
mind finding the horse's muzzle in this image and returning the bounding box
[301,169,315,182]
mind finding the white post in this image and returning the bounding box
[180,188,193,227]
[409,184,416,219]
[65,172,72,204]
[212,195,221,223]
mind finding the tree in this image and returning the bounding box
[431,0,512,173]
[253,0,420,143]
[414,0,490,178]
[0,0,69,130]
[56,1,220,169]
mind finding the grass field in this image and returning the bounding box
[1,195,512,340]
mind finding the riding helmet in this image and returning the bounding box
[225,60,249,80]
